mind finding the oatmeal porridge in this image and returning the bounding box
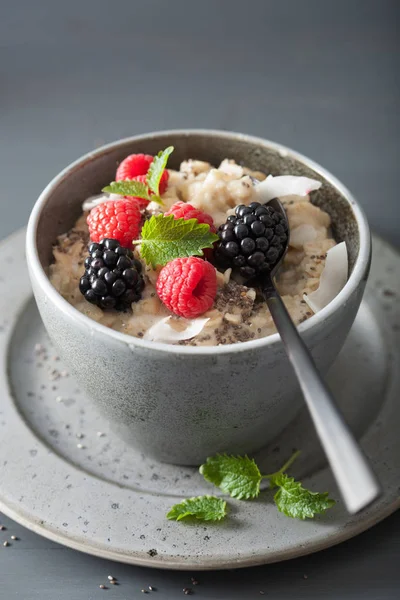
[49,150,343,346]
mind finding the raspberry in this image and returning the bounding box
[116,154,169,207]
[156,257,217,319]
[158,169,169,195]
[87,198,141,248]
[164,201,215,231]
[116,154,153,181]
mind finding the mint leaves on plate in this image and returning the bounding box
[166,496,227,522]
[136,214,219,267]
[102,146,174,205]
[167,450,335,523]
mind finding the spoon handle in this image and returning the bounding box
[263,282,381,514]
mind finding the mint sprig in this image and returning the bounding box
[200,454,262,500]
[136,214,219,267]
[168,450,335,524]
[167,496,227,522]
[102,145,174,205]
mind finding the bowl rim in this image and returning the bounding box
[26,128,371,356]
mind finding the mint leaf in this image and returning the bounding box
[167,496,227,522]
[147,146,174,196]
[200,454,262,499]
[138,214,219,267]
[102,180,150,199]
[269,473,335,519]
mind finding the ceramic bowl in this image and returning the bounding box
[26,130,371,465]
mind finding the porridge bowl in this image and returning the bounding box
[26,130,371,465]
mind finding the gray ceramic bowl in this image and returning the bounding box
[26,130,371,465]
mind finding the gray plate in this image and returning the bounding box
[0,229,399,570]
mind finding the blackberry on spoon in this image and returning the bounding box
[79,238,144,311]
[214,201,288,279]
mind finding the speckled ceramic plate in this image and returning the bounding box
[0,229,399,570]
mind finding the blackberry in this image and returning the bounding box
[79,239,144,311]
[214,202,288,279]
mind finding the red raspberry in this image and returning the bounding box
[116,154,153,181]
[116,154,169,207]
[164,201,215,231]
[158,170,169,195]
[87,199,141,248]
[156,257,217,319]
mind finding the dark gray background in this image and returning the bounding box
[1,0,399,598]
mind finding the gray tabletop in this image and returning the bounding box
[1,0,399,598]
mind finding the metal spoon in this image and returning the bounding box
[251,197,381,514]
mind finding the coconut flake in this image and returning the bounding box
[304,242,348,313]
[223,268,232,284]
[254,175,322,203]
[289,224,318,249]
[82,193,121,211]
[143,317,210,343]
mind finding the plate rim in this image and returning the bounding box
[1,493,399,570]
